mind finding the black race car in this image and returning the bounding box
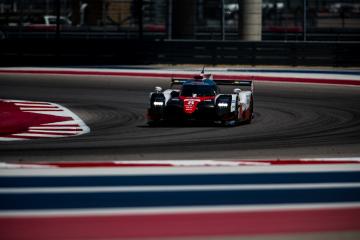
[147,72,254,126]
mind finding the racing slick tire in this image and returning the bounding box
[243,95,254,124]
[233,94,253,125]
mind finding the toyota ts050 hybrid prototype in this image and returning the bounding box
[147,71,254,126]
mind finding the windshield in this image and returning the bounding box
[181,85,216,97]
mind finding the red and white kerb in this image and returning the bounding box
[0,99,90,141]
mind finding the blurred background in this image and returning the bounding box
[1,0,360,41]
[0,0,359,65]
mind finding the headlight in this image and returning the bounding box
[218,102,228,107]
[153,101,164,106]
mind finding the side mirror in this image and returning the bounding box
[233,88,241,94]
[155,86,162,93]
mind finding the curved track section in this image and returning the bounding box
[0,74,360,161]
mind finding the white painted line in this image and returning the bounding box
[1,183,359,194]
[114,160,269,166]
[1,164,360,176]
[42,103,89,135]
[12,133,69,138]
[5,99,49,104]
[15,104,53,107]
[0,162,55,169]
[28,130,80,134]
[42,120,80,125]
[30,126,81,130]
[0,137,23,141]
[301,158,360,161]
[1,202,360,217]
[22,111,66,115]
[20,108,60,111]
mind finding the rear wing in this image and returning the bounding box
[170,78,189,89]
[171,77,254,92]
[171,78,188,85]
[215,80,254,93]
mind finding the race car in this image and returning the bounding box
[147,71,254,126]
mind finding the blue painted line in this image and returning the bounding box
[1,188,360,210]
[1,172,360,188]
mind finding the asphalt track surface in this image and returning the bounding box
[1,73,360,161]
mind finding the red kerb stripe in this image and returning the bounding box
[1,208,359,240]
[240,160,360,165]
[26,159,360,168]
[0,69,359,86]
[34,162,174,167]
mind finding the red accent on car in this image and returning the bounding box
[179,96,214,114]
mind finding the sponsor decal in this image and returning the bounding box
[180,96,214,114]
[183,98,201,114]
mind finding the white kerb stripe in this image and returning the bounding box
[1,203,360,217]
[28,130,81,134]
[1,183,359,194]
[1,164,360,176]
[12,133,69,138]
[30,126,81,130]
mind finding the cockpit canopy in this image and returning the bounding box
[181,84,217,97]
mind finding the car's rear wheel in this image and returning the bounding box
[233,96,243,125]
[243,95,254,124]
